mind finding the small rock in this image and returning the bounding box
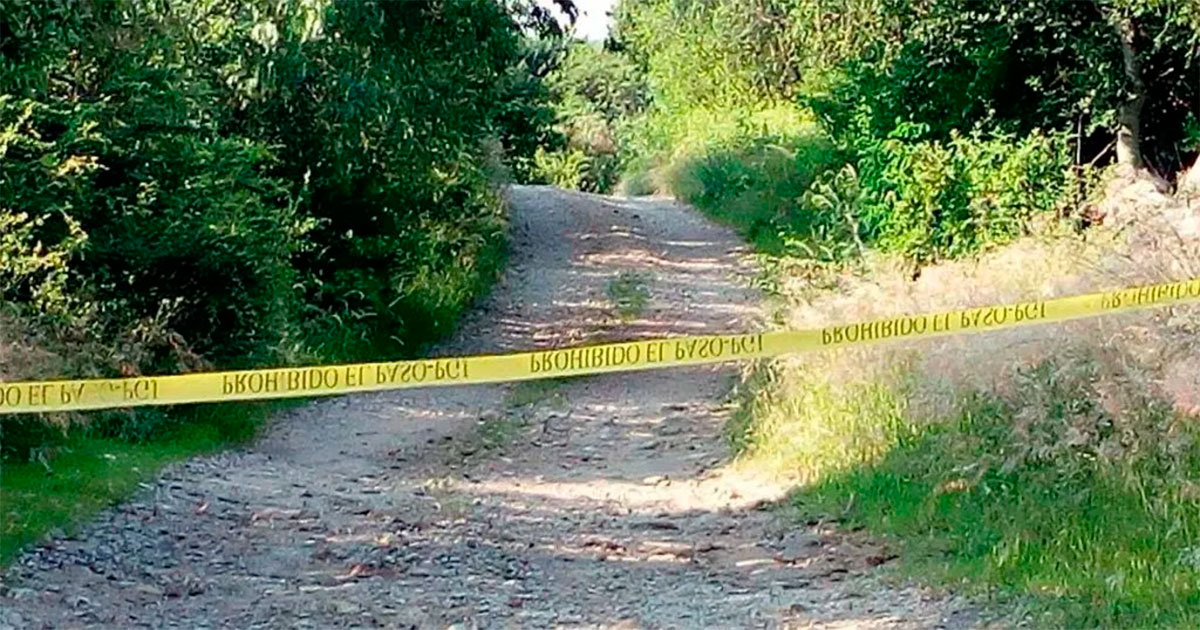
[135,584,164,597]
[331,599,360,614]
[776,532,823,562]
[9,588,37,602]
[0,610,26,630]
[866,553,899,567]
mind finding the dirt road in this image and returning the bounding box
[0,186,980,629]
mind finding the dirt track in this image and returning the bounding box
[0,186,981,629]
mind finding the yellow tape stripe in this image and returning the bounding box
[2,277,1198,414]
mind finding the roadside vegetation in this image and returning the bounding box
[6,0,1200,624]
[0,0,574,563]
[729,227,1200,627]
[539,0,1200,625]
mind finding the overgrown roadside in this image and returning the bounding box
[1,0,555,563]
[0,186,984,629]
[0,402,284,564]
[730,180,1200,629]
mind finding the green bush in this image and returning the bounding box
[857,126,1070,265]
[533,146,621,193]
[660,119,842,251]
[1,31,301,373]
[605,0,1200,266]
[231,0,526,359]
[1,0,554,451]
[537,42,648,193]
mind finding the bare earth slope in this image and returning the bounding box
[1,186,979,629]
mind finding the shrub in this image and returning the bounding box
[1,40,301,373]
[858,127,1070,265]
[230,0,527,359]
[538,42,648,193]
[533,146,620,193]
[1,0,552,453]
[660,118,842,251]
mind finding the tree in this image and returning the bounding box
[1107,7,1146,168]
[806,0,1199,175]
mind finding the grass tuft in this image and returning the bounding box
[606,271,652,320]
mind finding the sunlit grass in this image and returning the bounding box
[731,349,1200,629]
[0,401,277,565]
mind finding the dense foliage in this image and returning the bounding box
[1,0,559,454]
[543,0,1200,265]
[533,41,647,192]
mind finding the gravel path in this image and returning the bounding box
[0,186,982,629]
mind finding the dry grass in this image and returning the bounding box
[731,176,1200,627]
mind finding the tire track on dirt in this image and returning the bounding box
[1,186,980,629]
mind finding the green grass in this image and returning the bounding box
[646,108,842,257]
[617,169,657,197]
[796,420,1200,628]
[504,377,570,410]
[606,271,652,320]
[475,414,525,450]
[471,377,573,449]
[0,401,279,565]
[733,354,1200,628]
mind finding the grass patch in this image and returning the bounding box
[1,401,280,565]
[606,271,652,320]
[733,351,1200,628]
[617,169,657,197]
[504,378,570,410]
[474,377,573,449]
[476,413,526,450]
[728,359,912,479]
[656,114,841,256]
[460,378,574,453]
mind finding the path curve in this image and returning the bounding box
[1,186,979,629]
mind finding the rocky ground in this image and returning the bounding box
[0,186,982,629]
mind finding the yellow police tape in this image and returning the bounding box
[2,277,1199,414]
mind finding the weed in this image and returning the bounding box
[729,354,914,480]
[454,378,573,454]
[504,378,570,410]
[420,476,475,520]
[476,414,526,450]
[606,271,652,320]
[617,169,657,197]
